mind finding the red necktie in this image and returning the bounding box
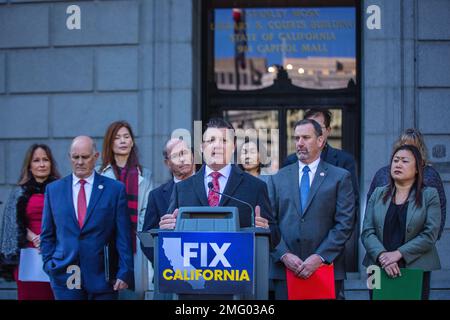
[77,179,87,227]
[207,172,221,207]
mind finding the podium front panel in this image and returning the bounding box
[158,231,255,295]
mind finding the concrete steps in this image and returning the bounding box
[2,270,450,300]
[343,270,450,300]
[0,279,17,300]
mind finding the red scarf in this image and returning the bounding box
[117,165,139,253]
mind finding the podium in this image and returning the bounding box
[138,206,270,300]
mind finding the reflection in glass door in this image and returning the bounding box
[213,7,356,91]
[206,0,360,272]
[222,108,343,174]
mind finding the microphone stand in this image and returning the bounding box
[207,182,255,228]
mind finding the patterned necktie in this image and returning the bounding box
[77,179,87,227]
[207,172,222,206]
[300,166,310,214]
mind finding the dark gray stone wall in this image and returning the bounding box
[0,0,195,203]
[362,0,450,282]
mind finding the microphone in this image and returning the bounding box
[208,182,255,228]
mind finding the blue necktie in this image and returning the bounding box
[300,166,310,214]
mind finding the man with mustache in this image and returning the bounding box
[282,109,360,296]
[267,119,355,299]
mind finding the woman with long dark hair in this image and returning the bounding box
[0,144,60,300]
[362,145,441,300]
[98,121,153,299]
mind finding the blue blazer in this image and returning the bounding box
[141,179,175,262]
[40,172,134,293]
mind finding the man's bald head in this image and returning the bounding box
[69,136,99,179]
[70,136,97,154]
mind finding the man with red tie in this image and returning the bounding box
[40,136,133,300]
[159,118,279,248]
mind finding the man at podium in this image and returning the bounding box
[159,118,280,247]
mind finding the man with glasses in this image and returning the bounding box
[141,137,196,263]
[159,118,279,247]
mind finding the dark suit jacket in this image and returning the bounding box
[141,179,175,261]
[283,143,359,205]
[267,160,355,281]
[41,173,134,293]
[168,165,280,247]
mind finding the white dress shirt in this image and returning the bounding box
[204,164,232,202]
[72,171,95,219]
[298,157,321,187]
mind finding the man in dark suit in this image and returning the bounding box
[41,136,134,300]
[267,119,355,299]
[283,109,359,274]
[141,138,195,262]
[159,118,279,247]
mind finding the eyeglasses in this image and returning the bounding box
[168,149,191,161]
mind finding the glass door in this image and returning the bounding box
[204,0,361,272]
